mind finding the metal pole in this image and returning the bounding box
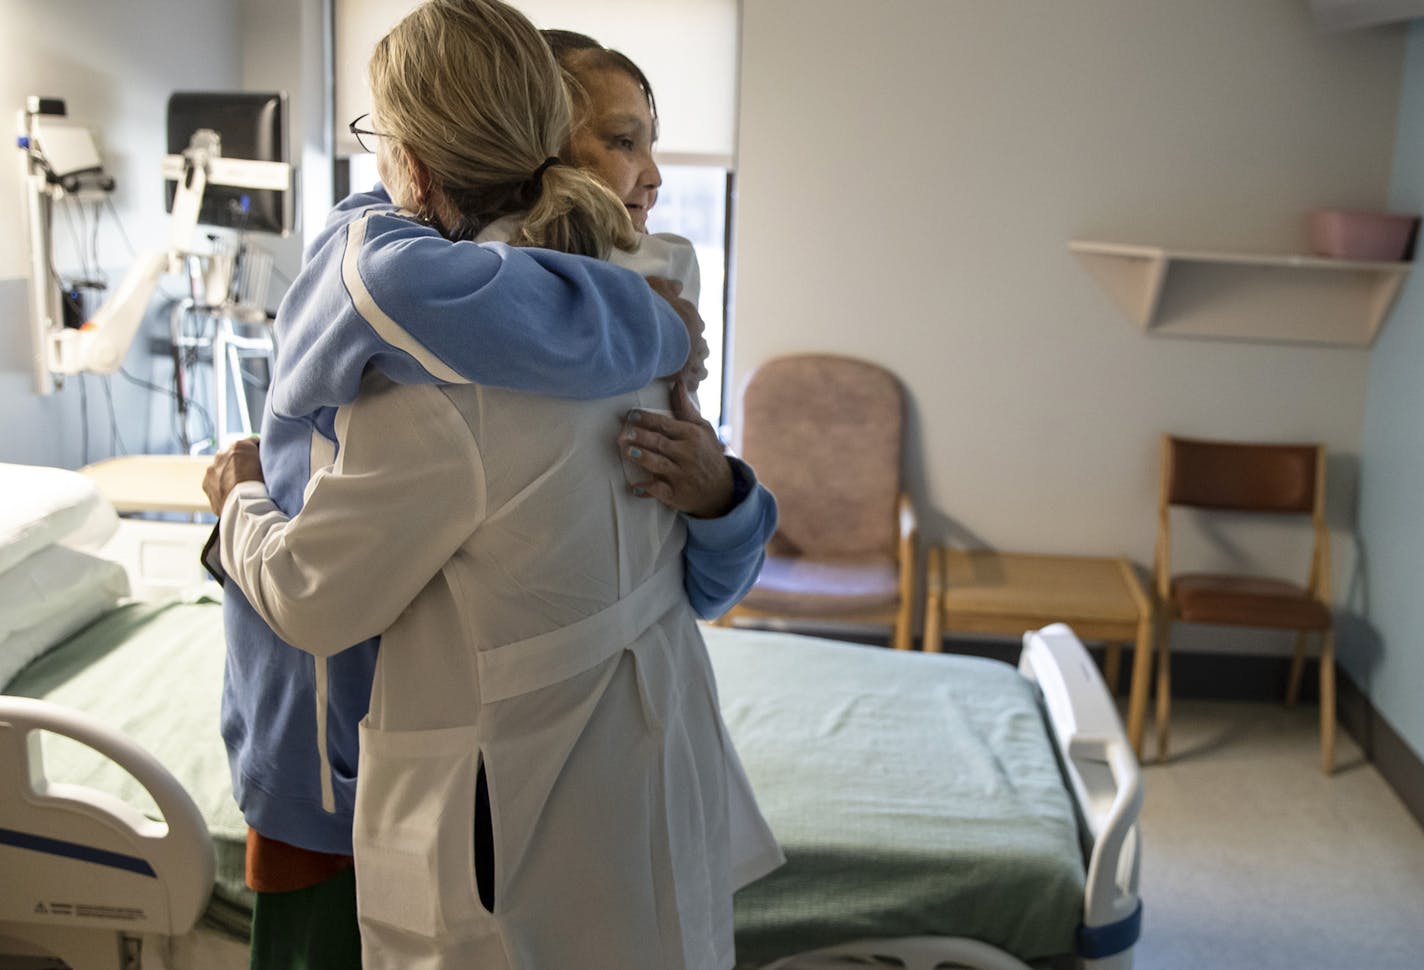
[18,107,61,395]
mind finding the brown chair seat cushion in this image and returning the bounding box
[1171,574,1331,630]
[740,553,900,615]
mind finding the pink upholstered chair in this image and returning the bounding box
[718,354,917,650]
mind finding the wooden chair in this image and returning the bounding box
[717,354,917,650]
[1153,434,1335,773]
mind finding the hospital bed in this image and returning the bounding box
[0,469,1141,970]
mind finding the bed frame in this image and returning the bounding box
[0,623,1140,970]
[0,697,214,970]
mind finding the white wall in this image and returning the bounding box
[1353,21,1424,759]
[732,0,1406,645]
[0,0,243,466]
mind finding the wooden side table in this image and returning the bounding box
[923,548,1153,758]
[81,455,212,515]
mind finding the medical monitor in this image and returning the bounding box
[164,91,291,236]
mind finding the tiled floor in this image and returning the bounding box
[1133,700,1424,970]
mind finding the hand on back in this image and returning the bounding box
[647,277,709,392]
[203,437,264,516]
[621,379,733,519]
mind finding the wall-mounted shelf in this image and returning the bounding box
[1069,240,1413,347]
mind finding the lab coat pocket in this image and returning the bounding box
[353,719,495,940]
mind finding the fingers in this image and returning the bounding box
[622,428,683,475]
[623,421,708,469]
[629,478,673,502]
[233,438,263,481]
[646,276,684,300]
[647,277,707,383]
[623,405,719,475]
[202,438,264,516]
[624,445,678,478]
[686,321,708,367]
[622,416,694,480]
[202,461,225,516]
[204,450,239,516]
[620,398,734,517]
[624,408,692,442]
[670,381,697,421]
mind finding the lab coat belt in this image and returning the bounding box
[476,565,686,703]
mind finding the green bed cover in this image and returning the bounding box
[703,627,1085,966]
[5,603,1085,964]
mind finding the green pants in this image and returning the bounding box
[249,866,362,970]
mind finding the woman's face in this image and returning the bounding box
[567,67,661,232]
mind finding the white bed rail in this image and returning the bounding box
[1020,623,1143,970]
[0,695,215,969]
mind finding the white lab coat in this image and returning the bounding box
[222,371,782,970]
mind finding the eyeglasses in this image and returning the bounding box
[349,113,387,154]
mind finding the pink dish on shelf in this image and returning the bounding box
[1309,209,1419,261]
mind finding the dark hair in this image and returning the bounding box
[540,28,659,139]
[541,29,601,60]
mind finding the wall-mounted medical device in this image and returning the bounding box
[164,92,293,237]
[18,92,292,395]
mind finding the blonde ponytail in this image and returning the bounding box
[514,162,638,257]
[368,0,634,257]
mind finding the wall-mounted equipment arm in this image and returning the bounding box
[20,100,292,390]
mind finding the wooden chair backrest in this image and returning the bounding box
[1164,437,1321,514]
[1154,435,1329,600]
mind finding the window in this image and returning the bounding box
[347,152,379,197]
[648,163,731,426]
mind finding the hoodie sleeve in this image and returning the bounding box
[680,458,778,619]
[270,189,690,420]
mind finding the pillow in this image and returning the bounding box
[0,545,130,688]
[0,463,119,574]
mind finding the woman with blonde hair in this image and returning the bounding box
[208,1,780,967]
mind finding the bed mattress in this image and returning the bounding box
[5,602,1085,964]
[702,627,1085,966]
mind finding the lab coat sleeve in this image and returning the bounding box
[221,383,484,657]
[681,458,777,619]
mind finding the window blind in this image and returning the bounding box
[333,0,738,165]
